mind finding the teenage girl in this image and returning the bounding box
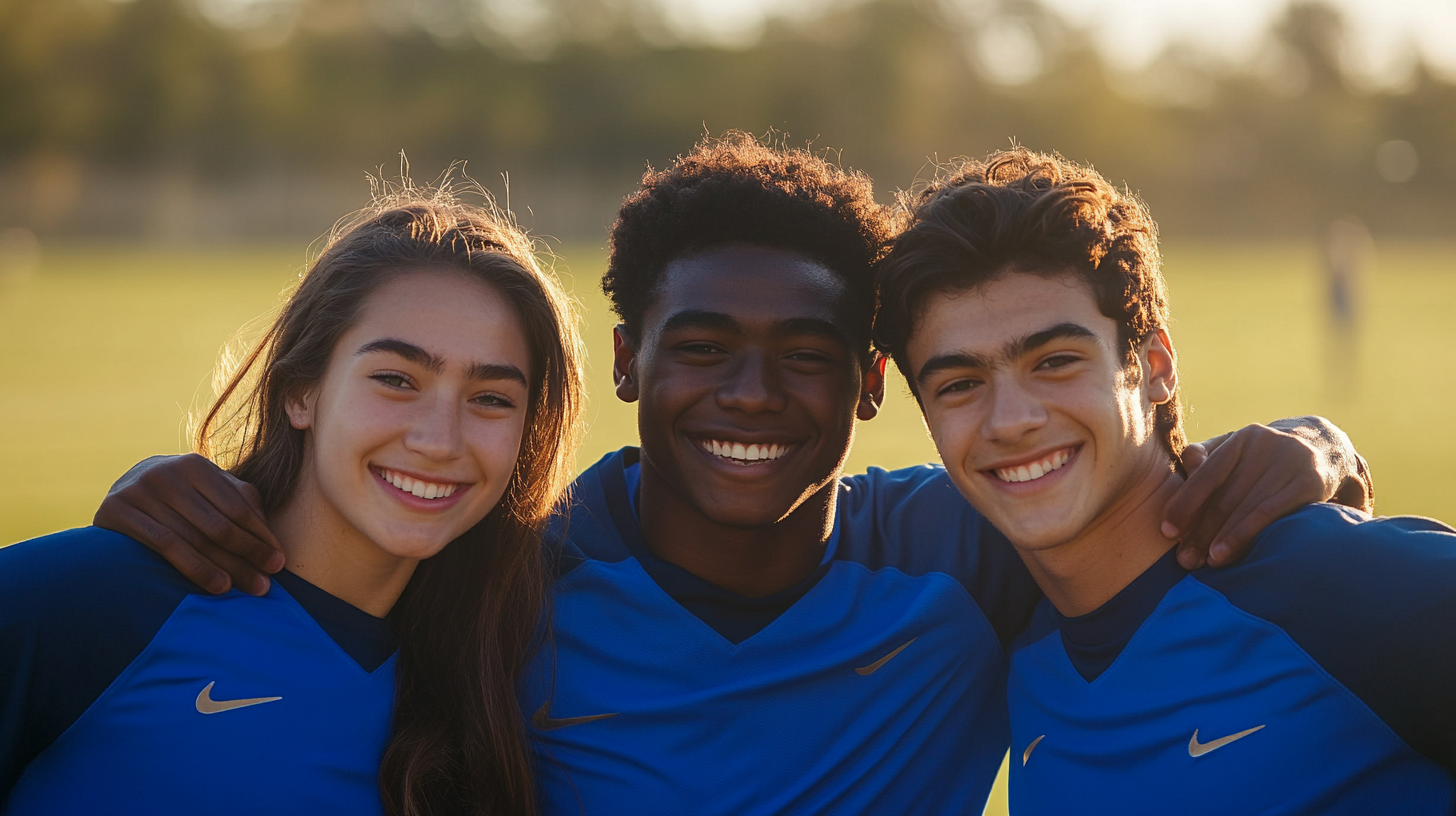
[0,187,584,815]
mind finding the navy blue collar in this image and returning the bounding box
[272,569,397,673]
[601,447,833,644]
[1049,546,1187,682]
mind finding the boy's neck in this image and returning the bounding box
[637,457,837,599]
[1019,458,1183,618]
[270,472,417,619]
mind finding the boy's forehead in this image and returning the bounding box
[648,245,853,329]
[911,273,1106,355]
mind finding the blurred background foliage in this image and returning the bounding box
[2,0,1453,242]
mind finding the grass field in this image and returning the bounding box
[2,241,1453,814]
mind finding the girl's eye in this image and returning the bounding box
[371,372,412,389]
[472,394,517,409]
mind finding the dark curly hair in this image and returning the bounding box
[874,148,1184,462]
[603,131,896,352]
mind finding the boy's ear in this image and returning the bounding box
[857,352,888,421]
[612,325,640,404]
[1143,328,1177,406]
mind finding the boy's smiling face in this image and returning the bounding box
[905,270,1176,553]
[614,244,882,529]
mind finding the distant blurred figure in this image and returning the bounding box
[1323,217,1371,397]
[0,228,40,281]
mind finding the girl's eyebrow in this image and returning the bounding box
[357,338,527,386]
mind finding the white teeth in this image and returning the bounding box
[381,469,459,500]
[993,448,1074,484]
[699,440,790,465]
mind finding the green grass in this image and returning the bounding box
[1,241,1453,815]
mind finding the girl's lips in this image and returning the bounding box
[372,467,471,510]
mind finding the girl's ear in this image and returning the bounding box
[285,389,316,431]
[1143,328,1177,406]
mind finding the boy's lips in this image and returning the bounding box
[688,434,802,468]
[983,445,1080,485]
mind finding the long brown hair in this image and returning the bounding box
[197,181,584,815]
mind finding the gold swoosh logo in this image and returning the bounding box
[1022,734,1045,765]
[855,637,918,676]
[532,701,618,731]
[1188,724,1265,757]
[195,681,282,715]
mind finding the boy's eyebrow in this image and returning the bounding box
[772,317,850,346]
[660,310,741,335]
[1013,322,1099,359]
[914,322,1100,387]
[916,351,992,387]
[357,338,527,386]
[660,311,849,346]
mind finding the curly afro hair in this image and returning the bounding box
[874,148,1184,461]
[603,131,896,351]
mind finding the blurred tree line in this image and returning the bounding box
[0,0,1452,241]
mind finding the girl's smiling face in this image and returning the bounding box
[284,268,533,564]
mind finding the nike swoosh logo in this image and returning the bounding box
[532,701,618,731]
[1022,734,1045,765]
[1188,724,1265,757]
[195,681,283,714]
[855,637,918,676]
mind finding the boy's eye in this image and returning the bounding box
[937,379,977,396]
[679,343,723,354]
[1037,354,1079,370]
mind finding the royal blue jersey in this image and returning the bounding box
[1008,504,1456,816]
[526,447,1041,816]
[0,527,398,815]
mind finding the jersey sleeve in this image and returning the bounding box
[1197,505,1456,773]
[836,465,1043,648]
[0,528,197,795]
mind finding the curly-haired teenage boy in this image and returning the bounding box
[93,134,1372,815]
[876,148,1452,815]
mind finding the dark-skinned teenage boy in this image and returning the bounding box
[91,134,1372,815]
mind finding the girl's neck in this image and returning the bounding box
[270,472,418,618]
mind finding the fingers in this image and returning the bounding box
[1180,442,1208,473]
[186,470,283,573]
[1169,423,1328,569]
[95,502,234,595]
[1163,433,1244,543]
[148,500,274,597]
[1202,481,1312,567]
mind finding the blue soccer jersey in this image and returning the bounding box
[525,447,1042,816]
[1008,504,1456,816]
[0,527,398,815]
